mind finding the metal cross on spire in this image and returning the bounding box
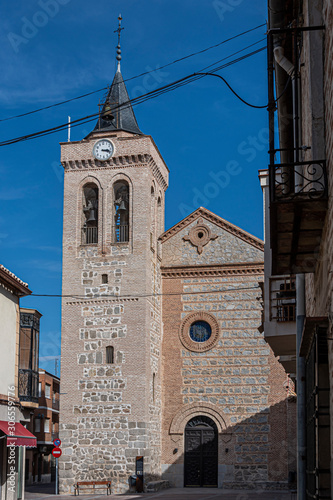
[114,14,124,72]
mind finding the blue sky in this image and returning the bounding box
[1,0,268,374]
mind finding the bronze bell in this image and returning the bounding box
[87,210,97,222]
[118,200,126,211]
[102,102,114,121]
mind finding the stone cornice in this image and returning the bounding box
[161,262,264,278]
[0,265,31,296]
[160,207,264,251]
[65,297,139,305]
[62,153,168,191]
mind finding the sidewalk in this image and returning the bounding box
[25,483,296,500]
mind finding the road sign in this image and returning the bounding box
[53,438,61,447]
[52,447,62,458]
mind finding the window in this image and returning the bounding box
[102,274,108,284]
[113,181,129,242]
[189,321,212,343]
[45,384,51,399]
[179,312,219,352]
[38,382,42,398]
[44,419,50,433]
[153,373,156,402]
[82,183,98,244]
[106,346,114,364]
[35,419,40,433]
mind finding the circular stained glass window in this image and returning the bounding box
[189,321,212,343]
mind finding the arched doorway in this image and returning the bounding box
[184,416,218,487]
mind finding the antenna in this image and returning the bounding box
[68,116,71,142]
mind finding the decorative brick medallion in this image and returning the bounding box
[179,312,219,352]
[183,218,218,254]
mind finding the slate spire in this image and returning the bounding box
[93,15,142,135]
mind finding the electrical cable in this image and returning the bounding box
[194,72,267,109]
[29,284,261,300]
[0,46,268,147]
[0,23,266,123]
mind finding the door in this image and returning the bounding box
[184,416,218,487]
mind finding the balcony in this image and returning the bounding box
[82,226,98,244]
[113,224,129,243]
[19,368,39,404]
[52,398,59,411]
[269,160,328,275]
[264,276,297,374]
[270,276,296,322]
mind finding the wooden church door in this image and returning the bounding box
[184,416,218,487]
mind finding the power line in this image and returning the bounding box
[0,45,267,148]
[0,23,266,123]
[30,285,261,300]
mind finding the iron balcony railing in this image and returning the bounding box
[52,398,59,411]
[270,160,328,203]
[19,368,39,403]
[113,224,129,243]
[82,226,98,244]
[269,277,296,322]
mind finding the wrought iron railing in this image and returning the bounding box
[19,369,39,403]
[270,160,327,203]
[113,224,129,243]
[82,226,98,244]
[269,277,296,322]
[52,398,59,410]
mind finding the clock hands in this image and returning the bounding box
[101,148,112,153]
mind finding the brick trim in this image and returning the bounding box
[169,402,229,434]
[161,262,264,278]
[159,207,264,250]
[65,298,139,305]
[62,154,168,191]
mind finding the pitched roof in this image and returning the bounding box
[0,264,31,296]
[93,69,142,135]
[159,207,264,251]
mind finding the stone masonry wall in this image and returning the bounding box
[161,216,296,489]
[59,130,167,493]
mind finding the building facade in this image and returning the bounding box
[263,0,333,498]
[59,59,296,492]
[26,370,60,484]
[0,267,38,500]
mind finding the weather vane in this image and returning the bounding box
[114,14,124,71]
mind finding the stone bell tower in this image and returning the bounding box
[59,18,168,493]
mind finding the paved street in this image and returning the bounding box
[25,483,296,500]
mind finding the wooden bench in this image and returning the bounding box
[74,481,111,496]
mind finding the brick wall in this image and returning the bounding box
[160,213,296,489]
[59,130,167,493]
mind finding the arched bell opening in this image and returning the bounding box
[82,183,98,244]
[113,181,129,242]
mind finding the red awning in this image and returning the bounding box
[0,421,37,448]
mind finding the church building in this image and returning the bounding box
[59,31,295,493]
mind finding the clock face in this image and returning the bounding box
[93,139,114,161]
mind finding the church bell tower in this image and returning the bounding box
[59,17,169,493]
